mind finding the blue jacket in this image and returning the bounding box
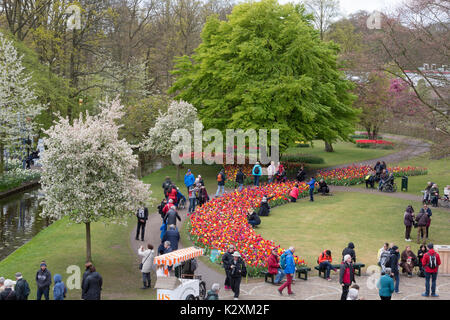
[377,274,394,297]
[252,165,262,176]
[308,179,316,190]
[283,250,296,275]
[162,229,180,251]
[184,173,195,188]
[53,274,66,300]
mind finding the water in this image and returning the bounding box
[0,187,51,261]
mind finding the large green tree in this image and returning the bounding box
[169,0,358,152]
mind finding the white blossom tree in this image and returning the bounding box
[0,32,45,174]
[40,97,151,262]
[141,100,199,180]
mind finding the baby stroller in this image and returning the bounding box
[380,174,397,193]
[177,189,186,210]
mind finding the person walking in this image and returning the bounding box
[415,205,430,244]
[235,168,246,192]
[307,177,316,202]
[228,252,247,300]
[421,243,441,297]
[135,207,149,241]
[184,169,195,195]
[53,274,67,300]
[252,162,262,187]
[162,225,180,251]
[278,247,296,296]
[267,248,285,285]
[14,273,30,300]
[317,250,337,281]
[164,207,182,228]
[389,246,401,294]
[377,268,395,300]
[342,242,357,263]
[206,283,220,300]
[188,185,198,214]
[216,169,226,197]
[162,176,172,200]
[138,244,154,289]
[339,254,355,300]
[82,265,103,300]
[36,261,51,300]
[81,262,93,300]
[222,245,235,291]
[267,161,276,183]
[403,205,415,242]
[0,280,17,301]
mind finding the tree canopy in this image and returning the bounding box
[170,0,359,152]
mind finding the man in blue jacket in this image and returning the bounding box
[184,169,195,194]
[278,246,296,296]
[308,177,316,202]
[252,162,262,187]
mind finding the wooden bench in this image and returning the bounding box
[315,263,366,278]
[260,271,275,284]
[296,266,311,281]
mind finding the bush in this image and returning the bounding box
[281,154,324,164]
[0,168,41,192]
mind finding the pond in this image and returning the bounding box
[0,187,51,261]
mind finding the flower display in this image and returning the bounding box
[189,181,308,276]
[317,165,427,186]
[355,140,394,146]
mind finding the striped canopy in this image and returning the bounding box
[154,247,204,267]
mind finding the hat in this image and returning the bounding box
[15,272,22,278]
[232,252,241,257]
[187,169,191,172]
[40,262,47,267]
[392,245,399,251]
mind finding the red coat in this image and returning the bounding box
[421,249,441,273]
[168,188,178,202]
[162,203,174,215]
[267,254,280,275]
[289,187,299,199]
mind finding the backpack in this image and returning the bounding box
[280,253,287,269]
[380,251,391,268]
[254,166,260,175]
[217,173,222,182]
[428,253,437,269]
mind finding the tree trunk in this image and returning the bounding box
[176,164,180,181]
[324,141,334,152]
[0,142,4,175]
[85,222,92,262]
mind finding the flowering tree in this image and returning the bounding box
[0,32,45,174]
[40,97,151,262]
[141,100,199,180]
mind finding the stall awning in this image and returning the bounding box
[154,247,204,267]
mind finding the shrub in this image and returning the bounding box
[281,154,324,164]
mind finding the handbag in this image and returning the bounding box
[139,251,152,271]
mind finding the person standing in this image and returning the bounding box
[339,254,355,300]
[0,280,17,300]
[421,243,441,297]
[135,207,148,241]
[81,262,92,300]
[222,245,235,291]
[138,244,154,290]
[278,247,296,296]
[162,225,180,251]
[235,168,246,192]
[252,162,262,187]
[184,169,195,195]
[307,177,316,202]
[421,204,432,240]
[216,169,226,197]
[417,244,428,278]
[268,248,285,285]
[389,246,401,294]
[342,242,357,263]
[228,252,247,300]
[267,161,276,183]
[404,205,415,242]
[188,185,198,214]
[36,261,51,300]
[415,205,430,244]
[318,250,337,281]
[296,165,306,182]
[53,274,67,300]
[377,268,395,300]
[14,273,30,300]
[83,265,103,300]
[430,184,439,208]
[377,243,390,267]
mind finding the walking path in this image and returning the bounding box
[130,134,447,300]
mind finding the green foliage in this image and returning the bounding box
[170,0,359,152]
[280,154,324,164]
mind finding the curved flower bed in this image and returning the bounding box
[356,140,394,149]
[317,165,427,186]
[189,181,309,277]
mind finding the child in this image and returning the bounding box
[53,274,67,300]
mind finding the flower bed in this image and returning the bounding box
[355,140,394,149]
[0,168,41,193]
[189,181,309,276]
[316,165,427,186]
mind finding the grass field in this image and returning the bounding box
[257,192,450,268]
[284,140,397,169]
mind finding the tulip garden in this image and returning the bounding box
[355,139,395,149]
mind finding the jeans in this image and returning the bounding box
[309,189,314,201]
[274,268,286,284]
[425,272,437,295]
[216,185,224,197]
[142,272,151,287]
[188,198,196,213]
[254,175,260,186]
[319,261,335,279]
[36,286,50,300]
[405,225,412,239]
[393,272,400,292]
[238,184,244,192]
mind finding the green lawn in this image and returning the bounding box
[285,140,397,169]
[257,192,450,268]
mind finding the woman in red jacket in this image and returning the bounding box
[267,248,285,285]
[289,184,299,202]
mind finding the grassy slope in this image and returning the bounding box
[285,140,397,170]
[257,192,450,268]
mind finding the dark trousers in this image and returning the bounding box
[380,296,391,300]
[37,286,50,300]
[425,272,438,295]
[136,221,146,240]
[405,225,412,239]
[142,272,151,287]
[224,270,231,288]
[254,175,260,186]
[366,180,374,188]
[319,261,335,279]
[309,189,314,201]
[230,277,241,298]
[341,284,350,300]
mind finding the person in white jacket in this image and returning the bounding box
[267,161,276,183]
[138,244,154,289]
